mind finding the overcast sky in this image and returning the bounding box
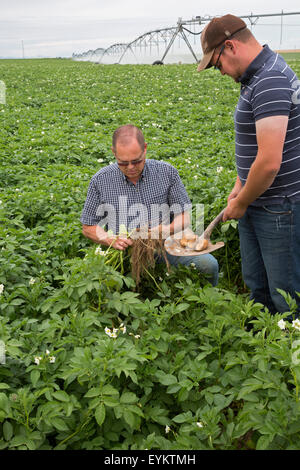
[1,0,300,58]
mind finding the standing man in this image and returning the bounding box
[198,14,300,316]
[81,124,219,286]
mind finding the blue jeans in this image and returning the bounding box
[239,199,300,317]
[165,252,219,287]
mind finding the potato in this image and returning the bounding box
[180,233,197,247]
[186,239,197,249]
[195,239,208,251]
[179,233,208,251]
[180,237,188,247]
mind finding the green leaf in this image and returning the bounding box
[172,411,192,423]
[186,295,201,302]
[3,421,13,441]
[9,435,36,449]
[0,383,10,390]
[10,298,25,306]
[51,417,69,431]
[101,384,119,396]
[175,303,190,313]
[95,403,106,426]
[84,387,101,398]
[166,383,181,394]
[30,369,40,387]
[0,393,10,414]
[120,392,138,404]
[226,422,235,439]
[52,390,70,402]
[123,410,136,428]
[103,396,119,407]
[287,419,300,435]
[155,371,177,386]
[237,378,262,399]
[256,435,273,450]
[9,435,28,448]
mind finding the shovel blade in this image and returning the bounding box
[164,236,224,256]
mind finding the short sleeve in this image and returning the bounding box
[252,72,293,121]
[168,167,192,214]
[80,178,103,225]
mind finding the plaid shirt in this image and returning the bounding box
[80,159,191,234]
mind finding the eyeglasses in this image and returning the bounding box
[117,158,144,167]
[214,43,225,71]
[116,151,145,167]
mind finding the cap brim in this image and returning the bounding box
[197,49,215,72]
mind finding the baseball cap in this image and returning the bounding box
[197,14,247,72]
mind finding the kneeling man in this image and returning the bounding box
[81,124,218,286]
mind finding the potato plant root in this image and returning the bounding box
[130,234,170,285]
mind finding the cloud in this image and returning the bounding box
[1,1,300,58]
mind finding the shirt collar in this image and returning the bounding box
[238,44,273,85]
[118,159,148,183]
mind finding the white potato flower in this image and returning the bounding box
[105,327,118,338]
[277,319,286,330]
[292,319,300,331]
[95,246,106,256]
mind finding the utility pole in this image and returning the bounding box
[21,40,25,59]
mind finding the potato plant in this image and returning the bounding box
[0,58,300,449]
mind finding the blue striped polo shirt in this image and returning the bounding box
[235,44,300,206]
[80,159,192,234]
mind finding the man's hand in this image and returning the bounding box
[223,197,248,221]
[82,224,133,251]
[108,236,133,251]
[223,176,245,221]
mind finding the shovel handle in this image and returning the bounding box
[203,209,225,239]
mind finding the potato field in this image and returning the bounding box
[1,58,300,450]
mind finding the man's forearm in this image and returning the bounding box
[223,115,287,221]
[228,175,243,202]
[236,154,279,208]
[82,224,108,244]
[223,153,280,221]
[82,225,133,251]
[148,212,190,239]
[168,211,190,235]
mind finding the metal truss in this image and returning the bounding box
[117,27,177,63]
[72,48,105,61]
[72,11,300,64]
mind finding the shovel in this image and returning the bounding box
[164,209,225,256]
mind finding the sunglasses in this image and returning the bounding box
[117,158,144,167]
[116,150,145,167]
[214,43,225,71]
